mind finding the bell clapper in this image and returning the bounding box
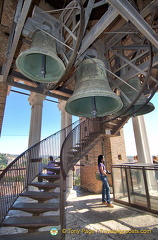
[91,96,97,118]
[41,54,46,78]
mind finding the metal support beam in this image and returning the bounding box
[111,116,130,135]
[107,0,158,49]
[83,0,95,34]
[109,47,149,78]
[106,2,158,50]
[78,6,119,57]
[4,77,71,101]
[120,54,158,82]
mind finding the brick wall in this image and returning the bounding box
[0,0,17,134]
[80,129,127,193]
[0,83,8,134]
[0,0,19,66]
[80,142,103,193]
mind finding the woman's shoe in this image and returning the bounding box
[102,201,107,205]
[107,203,114,208]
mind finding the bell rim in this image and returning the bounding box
[65,95,123,117]
[116,102,155,117]
[16,50,65,83]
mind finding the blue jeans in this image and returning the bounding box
[101,175,111,203]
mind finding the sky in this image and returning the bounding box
[0,86,158,156]
[123,92,158,156]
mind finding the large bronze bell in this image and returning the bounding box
[117,77,155,116]
[16,30,65,83]
[65,58,123,118]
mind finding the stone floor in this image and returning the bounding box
[65,187,158,240]
[0,186,158,240]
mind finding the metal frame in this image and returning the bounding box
[107,0,158,49]
[112,163,158,214]
[0,0,158,123]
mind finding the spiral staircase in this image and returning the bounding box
[0,116,129,240]
[0,1,158,239]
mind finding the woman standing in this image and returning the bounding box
[98,155,114,207]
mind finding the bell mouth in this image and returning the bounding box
[116,102,155,117]
[65,95,123,118]
[65,57,123,118]
[16,30,65,83]
[16,52,65,83]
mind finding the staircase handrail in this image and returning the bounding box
[0,119,79,222]
[59,117,105,234]
[60,118,104,180]
[0,119,79,179]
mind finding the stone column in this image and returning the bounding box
[132,116,157,191]
[58,100,72,143]
[27,92,45,189]
[132,116,152,164]
[28,92,45,148]
[58,100,76,199]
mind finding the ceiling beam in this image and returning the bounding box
[120,54,158,82]
[0,66,73,99]
[78,6,119,57]
[107,0,158,49]
[105,1,157,51]
[5,78,70,101]
[111,116,130,135]
[2,0,33,83]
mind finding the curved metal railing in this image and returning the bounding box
[60,118,104,179]
[0,115,129,237]
[0,120,79,222]
[0,116,103,236]
[59,118,104,235]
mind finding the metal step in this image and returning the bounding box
[2,216,60,229]
[11,202,59,213]
[0,231,61,240]
[44,167,60,173]
[69,135,101,161]
[67,150,78,156]
[19,191,60,201]
[48,161,60,166]
[72,145,82,149]
[29,182,60,190]
[37,173,60,181]
[84,132,100,137]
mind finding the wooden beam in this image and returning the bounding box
[2,0,33,82]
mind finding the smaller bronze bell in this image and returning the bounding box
[117,77,155,116]
[65,58,123,118]
[16,30,65,83]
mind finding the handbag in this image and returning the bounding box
[95,172,101,181]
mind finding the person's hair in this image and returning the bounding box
[49,156,53,161]
[98,155,103,165]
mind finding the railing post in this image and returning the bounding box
[0,120,80,223]
[60,171,66,240]
[142,167,151,209]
